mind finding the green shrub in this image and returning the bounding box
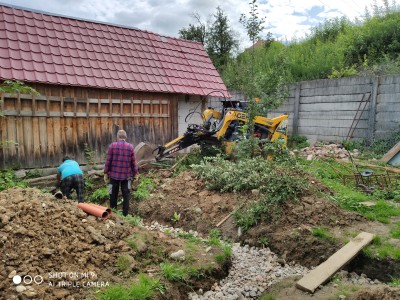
[0,170,27,191]
[132,177,154,201]
[288,135,310,150]
[88,186,109,203]
[193,156,307,231]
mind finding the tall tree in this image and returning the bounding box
[179,8,238,72]
[206,7,238,72]
[178,13,206,45]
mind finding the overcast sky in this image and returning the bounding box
[0,0,382,48]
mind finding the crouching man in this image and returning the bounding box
[57,156,85,203]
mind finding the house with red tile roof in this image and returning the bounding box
[0,3,229,168]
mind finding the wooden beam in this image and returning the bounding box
[354,159,400,174]
[381,142,400,163]
[296,232,374,293]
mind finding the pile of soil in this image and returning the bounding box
[0,187,226,299]
[136,171,364,267]
[349,287,400,300]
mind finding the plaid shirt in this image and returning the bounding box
[104,140,139,180]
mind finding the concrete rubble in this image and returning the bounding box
[292,144,359,160]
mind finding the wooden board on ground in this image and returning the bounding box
[296,232,374,293]
[381,142,400,163]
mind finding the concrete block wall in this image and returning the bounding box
[267,75,400,143]
[376,76,400,138]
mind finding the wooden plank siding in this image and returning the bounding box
[0,84,178,169]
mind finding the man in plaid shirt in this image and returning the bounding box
[104,130,139,216]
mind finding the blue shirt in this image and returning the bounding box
[57,160,83,180]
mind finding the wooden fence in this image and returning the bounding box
[0,86,178,169]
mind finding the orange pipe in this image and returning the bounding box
[89,203,112,215]
[77,203,109,219]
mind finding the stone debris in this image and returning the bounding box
[189,243,307,300]
[293,144,359,160]
[170,249,186,261]
[145,221,383,300]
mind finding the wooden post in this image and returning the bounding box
[368,76,379,144]
[292,83,301,136]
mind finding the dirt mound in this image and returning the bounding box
[137,170,243,234]
[0,187,226,299]
[136,171,365,267]
[0,187,132,299]
[243,195,366,267]
[349,286,400,300]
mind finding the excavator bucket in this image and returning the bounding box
[134,142,156,166]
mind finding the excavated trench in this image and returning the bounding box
[346,254,400,282]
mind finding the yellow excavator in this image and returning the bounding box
[151,99,289,160]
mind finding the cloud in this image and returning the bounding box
[1,0,379,46]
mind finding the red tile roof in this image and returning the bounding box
[0,4,230,97]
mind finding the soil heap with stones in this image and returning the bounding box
[0,187,226,300]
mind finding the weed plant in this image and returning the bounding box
[132,177,155,201]
[117,255,131,273]
[311,227,333,240]
[0,169,27,191]
[88,186,109,203]
[160,262,187,282]
[343,127,400,159]
[123,214,142,227]
[215,244,233,263]
[97,274,163,300]
[301,159,400,222]
[364,235,400,260]
[173,147,224,176]
[390,222,400,239]
[207,229,222,246]
[389,277,400,287]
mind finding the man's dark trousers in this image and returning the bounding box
[109,178,130,216]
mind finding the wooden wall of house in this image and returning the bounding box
[0,84,178,169]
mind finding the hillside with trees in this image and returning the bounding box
[222,1,400,104]
[179,1,400,107]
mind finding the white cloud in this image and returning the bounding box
[1,0,381,47]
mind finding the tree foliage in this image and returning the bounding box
[206,7,238,72]
[178,7,238,73]
[223,1,400,95]
[178,13,206,44]
[0,80,39,95]
[239,0,265,47]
